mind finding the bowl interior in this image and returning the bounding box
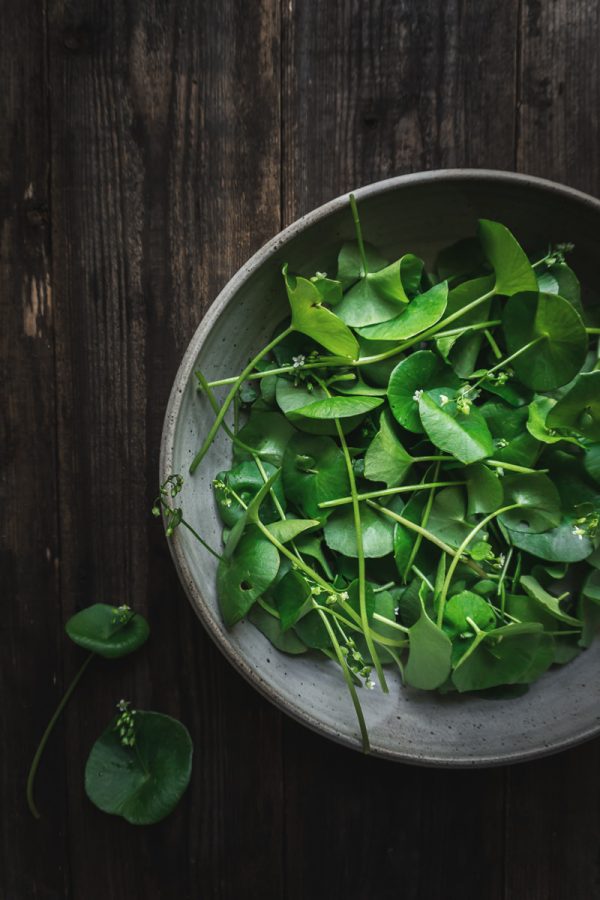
[162,171,600,765]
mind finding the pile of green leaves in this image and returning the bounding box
[179,196,600,751]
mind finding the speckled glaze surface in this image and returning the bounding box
[161,169,600,766]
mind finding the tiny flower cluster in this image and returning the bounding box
[115,700,137,748]
[152,474,185,537]
[572,511,600,540]
[111,604,134,626]
[213,477,233,508]
[340,637,374,687]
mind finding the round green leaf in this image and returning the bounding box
[426,486,473,548]
[233,410,295,466]
[477,219,537,296]
[498,472,562,533]
[480,401,540,467]
[282,433,350,518]
[502,291,587,390]
[217,526,280,627]
[464,463,503,516]
[537,261,583,315]
[443,590,495,639]
[214,460,284,527]
[324,505,394,558]
[65,604,149,659]
[546,371,600,441]
[356,282,448,341]
[527,396,581,446]
[452,623,546,692]
[85,711,192,825]
[418,391,494,465]
[503,520,594,563]
[387,350,459,433]
[276,378,362,435]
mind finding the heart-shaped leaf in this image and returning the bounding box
[418,391,494,465]
[499,472,562,533]
[546,371,600,441]
[324,505,394,558]
[283,267,359,359]
[336,241,388,289]
[282,433,350,518]
[356,281,448,341]
[443,590,495,639]
[520,574,582,626]
[387,350,460,433]
[335,254,423,327]
[85,711,192,825]
[310,272,343,306]
[435,237,488,284]
[426,486,474,548]
[66,605,149,659]
[273,570,313,630]
[527,396,581,445]
[217,526,280,627]
[502,291,588,390]
[478,219,537,295]
[404,601,453,690]
[292,394,384,419]
[364,411,415,488]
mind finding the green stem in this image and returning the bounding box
[27,652,95,819]
[436,503,519,626]
[403,465,441,579]
[196,370,270,459]
[586,327,600,335]
[487,459,547,475]
[483,329,503,359]
[349,193,369,277]
[373,612,409,634]
[468,335,545,392]
[434,320,502,340]
[335,417,388,693]
[190,325,293,474]
[318,480,465,510]
[180,518,223,561]
[316,608,370,752]
[367,500,488,579]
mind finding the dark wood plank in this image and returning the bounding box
[282,0,520,220]
[47,1,282,897]
[506,4,600,897]
[516,0,600,196]
[0,1,71,896]
[281,2,519,897]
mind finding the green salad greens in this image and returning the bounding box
[165,196,600,751]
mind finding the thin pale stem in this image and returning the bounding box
[349,193,369,276]
[190,326,293,474]
[27,653,95,819]
[403,464,441,579]
[318,480,465,510]
[335,417,388,693]
[366,500,487,578]
[437,503,519,626]
[467,335,545,394]
[316,608,370,752]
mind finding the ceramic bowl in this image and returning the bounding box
[161,169,600,766]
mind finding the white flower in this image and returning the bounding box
[572,525,586,540]
[365,678,376,690]
[292,355,306,369]
[413,389,423,402]
[439,394,450,407]
[338,591,349,602]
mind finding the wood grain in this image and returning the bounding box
[47,0,282,897]
[3,0,600,897]
[0,1,70,896]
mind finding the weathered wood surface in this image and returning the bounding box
[2,1,599,897]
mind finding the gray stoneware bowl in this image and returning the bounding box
[161,169,600,766]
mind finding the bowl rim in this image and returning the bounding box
[160,168,600,767]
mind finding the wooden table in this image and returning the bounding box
[4,2,600,897]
